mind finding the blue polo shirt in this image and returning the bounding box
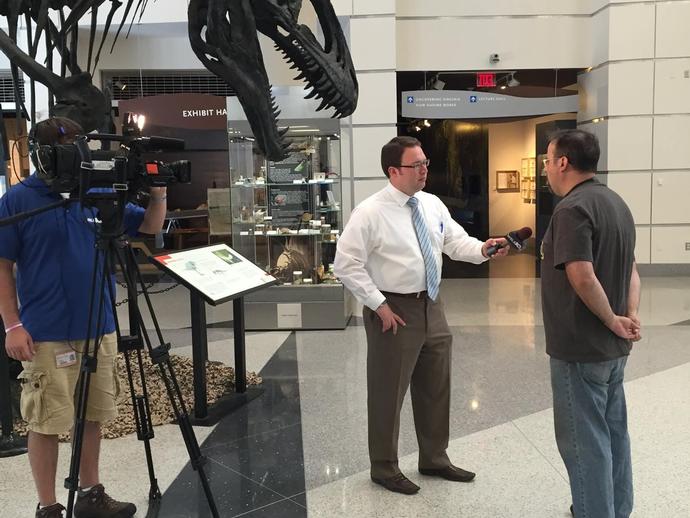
[0,175,145,341]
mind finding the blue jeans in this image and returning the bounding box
[550,357,633,518]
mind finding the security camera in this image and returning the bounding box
[489,53,500,64]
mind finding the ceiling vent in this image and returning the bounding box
[105,71,235,100]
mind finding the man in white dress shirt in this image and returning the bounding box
[334,136,508,495]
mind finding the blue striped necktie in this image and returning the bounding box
[406,196,439,301]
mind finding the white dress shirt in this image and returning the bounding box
[334,182,487,310]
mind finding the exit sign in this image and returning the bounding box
[476,73,496,88]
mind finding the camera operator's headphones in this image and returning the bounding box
[28,124,66,182]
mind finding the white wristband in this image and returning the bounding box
[4,322,23,333]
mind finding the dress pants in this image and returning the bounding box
[363,293,453,479]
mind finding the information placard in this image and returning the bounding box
[151,244,277,305]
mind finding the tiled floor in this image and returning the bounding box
[2,275,690,517]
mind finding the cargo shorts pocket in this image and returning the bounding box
[18,370,48,425]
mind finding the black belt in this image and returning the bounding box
[381,290,427,299]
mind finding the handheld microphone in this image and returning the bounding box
[486,227,533,257]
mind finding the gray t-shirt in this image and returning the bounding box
[541,178,636,362]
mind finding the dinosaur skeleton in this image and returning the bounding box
[0,0,358,160]
[0,1,150,132]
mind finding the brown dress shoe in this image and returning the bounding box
[419,464,476,482]
[371,472,420,495]
[35,503,66,518]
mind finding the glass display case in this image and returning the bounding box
[229,133,342,287]
[227,89,351,329]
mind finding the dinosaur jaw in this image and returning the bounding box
[257,0,358,118]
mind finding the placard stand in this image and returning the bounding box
[151,244,278,425]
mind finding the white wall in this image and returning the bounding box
[396,0,590,16]
[76,1,191,26]
[578,0,690,265]
[396,17,591,71]
[343,2,398,218]
[80,28,307,90]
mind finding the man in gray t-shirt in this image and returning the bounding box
[540,129,641,518]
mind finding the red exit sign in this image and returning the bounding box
[476,73,496,88]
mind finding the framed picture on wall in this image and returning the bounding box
[496,170,520,192]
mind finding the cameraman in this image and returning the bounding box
[0,117,166,518]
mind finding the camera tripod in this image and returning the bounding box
[63,190,218,518]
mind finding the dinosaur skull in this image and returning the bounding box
[52,72,109,132]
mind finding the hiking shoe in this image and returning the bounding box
[74,484,136,517]
[36,503,65,518]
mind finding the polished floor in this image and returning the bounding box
[2,274,690,517]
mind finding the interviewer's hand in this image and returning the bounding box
[375,303,406,335]
[5,326,35,361]
[482,238,509,258]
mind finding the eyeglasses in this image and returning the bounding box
[398,159,430,171]
[542,156,565,167]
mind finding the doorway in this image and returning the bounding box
[397,69,582,278]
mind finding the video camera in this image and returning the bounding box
[32,133,191,199]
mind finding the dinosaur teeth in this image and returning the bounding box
[316,99,329,111]
[305,88,319,99]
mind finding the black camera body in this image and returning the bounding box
[32,134,191,199]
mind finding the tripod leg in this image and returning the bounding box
[115,244,218,517]
[111,246,162,507]
[156,358,219,518]
[123,349,163,505]
[65,246,110,518]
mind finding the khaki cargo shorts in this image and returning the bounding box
[18,332,120,435]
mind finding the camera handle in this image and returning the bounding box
[64,214,218,518]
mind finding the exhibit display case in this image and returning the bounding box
[227,89,351,329]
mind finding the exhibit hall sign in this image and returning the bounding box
[119,93,228,131]
[401,90,578,119]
